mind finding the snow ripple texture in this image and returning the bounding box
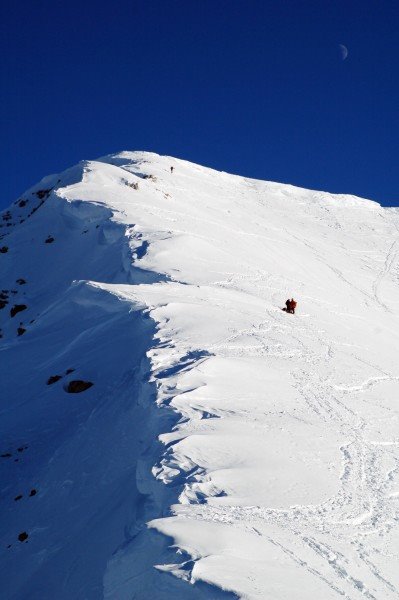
[1,151,399,599]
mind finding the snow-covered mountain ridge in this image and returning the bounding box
[1,151,399,599]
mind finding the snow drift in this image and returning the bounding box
[1,151,399,599]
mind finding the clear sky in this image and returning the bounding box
[1,0,398,208]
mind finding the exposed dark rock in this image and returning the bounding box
[18,199,27,208]
[18,532,28,542]
[65,368,75,375]
[17,327,26,337]
[47,375,62,385]
[0,246,8,253]
[14,495,23,501]
[27,199,45,218]
[45,235,55,244]
[0,300,8,309]
[10,304,27,318]
[16,278,26,285]
[35,188,51,199]
[29,489,37,497]
[66,380,94,393]
[1,453,12,458]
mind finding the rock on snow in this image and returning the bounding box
[1,151,399,599]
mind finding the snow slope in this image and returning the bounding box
[1,151,399,599]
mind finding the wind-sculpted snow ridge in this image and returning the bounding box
[1,152,399,599]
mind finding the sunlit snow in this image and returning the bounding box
[1,151,399,599]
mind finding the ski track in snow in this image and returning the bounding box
[372,236,399,312]
[1,151,399,599]
[165,313,399,599]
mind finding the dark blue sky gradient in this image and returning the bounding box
[1,0,399,208]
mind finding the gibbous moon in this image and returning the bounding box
[339,44,348,60]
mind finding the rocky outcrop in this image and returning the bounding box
[47,375,62,385]
[10,304,27,318]
[66,380,94,393]
[35,189,51,200]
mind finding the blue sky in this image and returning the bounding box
[1,0,398,208]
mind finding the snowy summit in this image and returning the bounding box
[1,151,399,599]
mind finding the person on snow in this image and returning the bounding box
[170,166,174,173]
[289,298,297,314]
[284,298,297,314]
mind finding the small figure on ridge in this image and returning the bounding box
[283,298,297,314]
